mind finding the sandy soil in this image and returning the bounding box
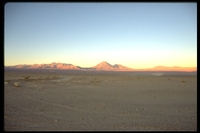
[4,70,197,131]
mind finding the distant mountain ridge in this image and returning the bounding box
[92,61,133,71]
[6,62,80,70]
[5,61,197,72]
[134,66,196,72]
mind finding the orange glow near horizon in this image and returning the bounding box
[4,61,197,72]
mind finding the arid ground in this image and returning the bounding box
[4,70,197,131]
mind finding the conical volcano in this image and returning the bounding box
[92,61,133,71]
[92,61,115,70]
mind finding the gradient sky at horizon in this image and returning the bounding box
[5,2,197,69]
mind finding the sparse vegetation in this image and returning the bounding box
[182,80,186,83]
[52,76,58,79]
[5,80,10,82]
[51,76,60,79]
[45,76,50,80]
[37,76,43,79]
[23,76,31,80]
[14,82,20,87]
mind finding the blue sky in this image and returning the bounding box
[5,3,197,68]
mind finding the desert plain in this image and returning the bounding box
[4,69,197,131]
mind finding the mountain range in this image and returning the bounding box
[5,61,197,72]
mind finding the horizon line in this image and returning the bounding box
[4,61,197,70]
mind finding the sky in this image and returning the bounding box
[4,2,197,69]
